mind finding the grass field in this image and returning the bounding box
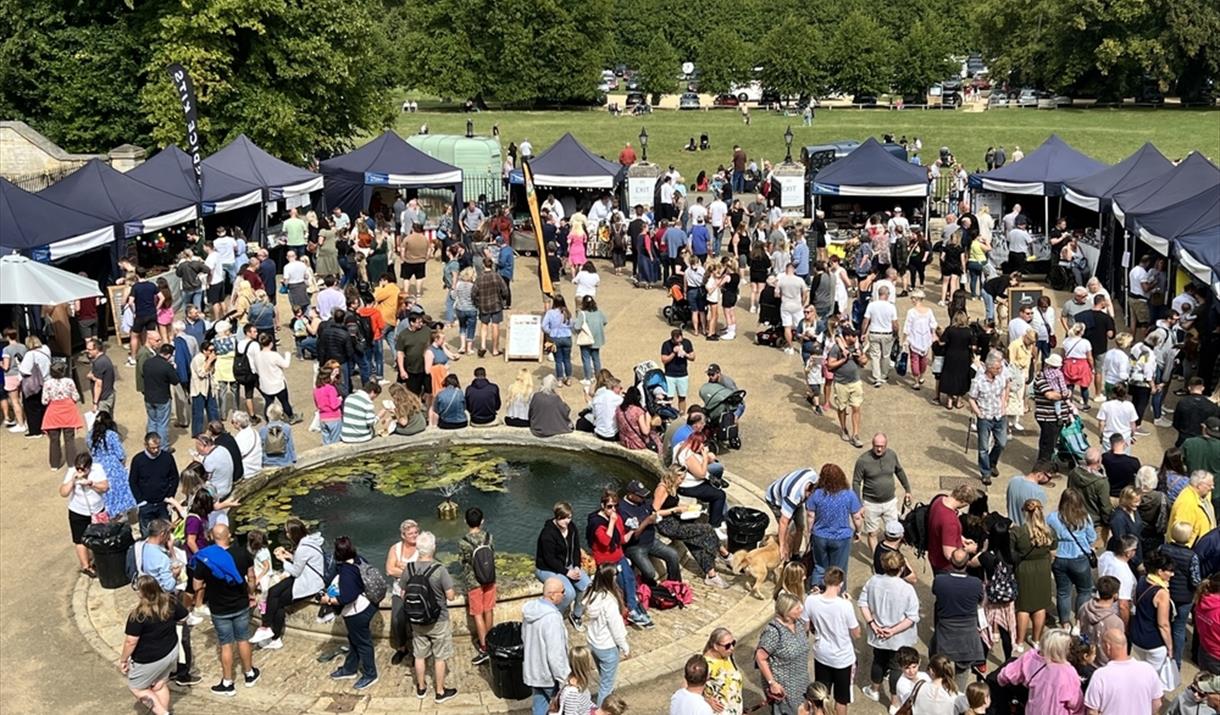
[391,105,1220,183]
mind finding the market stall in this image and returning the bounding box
[202,134,324,245]
[320,130,464,221]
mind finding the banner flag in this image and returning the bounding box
[166,63,203,188]
[522,161,553,295]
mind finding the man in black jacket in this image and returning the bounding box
[317,308,355,392]
[1173,377,1219,446]
[129,432,180,531]
[465,368,501,425]
[142,343,181,446]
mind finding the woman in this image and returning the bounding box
[567,216,588,275]
[859,552,920,704]
[615,388,660,456]
[41,360,83,469]
[909,655,965,715]
[996,629,1083,715]
[1013,498,1057,651]
[804,566,859,712]
[938,231,965,306]
[259,403,297,468]
[653,466,730,587]
[90,411,137,519]
[251,518,326,650]
[429,373,467,429]
[1008,328,1036,431]
[703,627,744,715]
[1129,552,1177,694]
[1110,485,1145,570]
[704,261,726,340]
[1194,574,1220,674]
[504,368,533,428]
[1061,323,1094,405]
[583,565,630,705]
[573,296,608,383]
[313,363,343,445]
[902,290,938,389]
[528,374,572,437]
[1128,333,1157,424]
[721,255,740,341]
[979,519,1018,662]
[315,220,341,278]
[542,294,574,386]
[386,383,426,436]
[535,502,590,624]
[248,290,278,347]
[1099,334,1133,398]
[423,328,460,396]
[211,319,238,414]
[806,463,863,588]
[685,255,707,336]
[1031,295,1056,361]
[231,278,255,325]
[59,452,109,575]
[673,430,727,537]
[119,576,188,715]
[556,645,597,714]
[798,683,833,715]
[1135,466,1169,556]
[937,312,974,409]
[587,490,652,627]
[19,335,52,436]
[1047,489,1097,630]
[1159,448,1190,503]
[366,229,392,286]
[319,536,378,690]
[183,489,217,565]
[573,261,600,300]
[383,519,419,666]
[756,593,811,715]
[451,266,477,354]
[250,333,295,421]
[966,228,990,297]
[747,241,771,313]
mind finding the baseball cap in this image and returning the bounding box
[893,206,903,213]
[1206,416,1220,434]
[625,480,650,498]
[706,363,721,376]
[884,520,905,538]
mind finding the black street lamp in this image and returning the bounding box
[466,119,474,138]
[784,125,794,163]
[639,127,649,162]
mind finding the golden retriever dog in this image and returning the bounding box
[730,534,781,598]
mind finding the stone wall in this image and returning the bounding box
[0,121,105,181]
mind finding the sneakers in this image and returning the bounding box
[1154,417,1173,428]
[471,647,490,665]
[126,357,137,366]
[210,681,236,697]
[1093,394,1105,403]
[416,686,428,699]
[849,435,864,448]
[259,638,283,650]
[1134,428,1151,437]
[354,675,379,691]
[714,524,728,542]
[250,627,274,644]
[330,668,358,680]
[6,423,25,433]
[705,573,729,589]
[316,612,336,624]
[568,611,584,632]
[783,346,795,355]
[185,612,204,627]
[628,610,655,629]
[722,330,736,341]
[172,671,202,687]
[862,685,881,702]
[435,687,458,703]
[244,668,261,687]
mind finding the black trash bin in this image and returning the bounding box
[486,621,532,701]
[82,521,135,589]
[725,506,769,553]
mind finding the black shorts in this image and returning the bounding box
[402,262,426,280]
[814,661,853,705]
[69,510,92,544]
[132,314,158,334]
[405,372,427,396]
[207,283,226,305]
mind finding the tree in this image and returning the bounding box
[757,19,829,102]
[826,10,895,96]
[696,28,752,96]
[636,34,680,100]
[891,18,957,97]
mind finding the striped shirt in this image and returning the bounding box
[340,390,376,443]
[766,468,819,518]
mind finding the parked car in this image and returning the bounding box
[679,92,700,110]
[625,91,646,106]
[988,92,1014,108]
[852,94,880,107]
[625,79,640,92]
[1016,88,1041,107]
[712,94,740,107]
[1036,92,1073,109]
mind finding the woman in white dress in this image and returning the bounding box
[902,290,938,389]
[976,205,994,241]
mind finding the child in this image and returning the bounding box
[774,561,810,602]
[803,328,826,415]
[891,647,929,715]
[459,507,496,664]
[964,682,989,714]
[595,693,628,715]
[247,530,274,614]
[291,306,310,358]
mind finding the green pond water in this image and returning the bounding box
[234,446,654,587]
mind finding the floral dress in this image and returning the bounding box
[704,654,744,715]
[92,428,137,517]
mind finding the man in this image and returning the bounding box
[664,220,686,281]
[792,229,811,285]
[280,209,307,258]
[143,343,180,447]
[619,480,683,586]
[129,433,180,531]
[1102,433,1141,497]
[1078,577,1125,665]
[587,195,613,237]
[1076,294,1116,400]
[341,381,381,444]
[777,263,808,355]
[1069,447,1114,541]
[886,207,910,236]
[1098,536,1138,625]
[1128,254,1155,303]
[281,250,311,312]
[747,194,768,228]
[1001,203,1021,237]
[1005,462,1051,526]
[238,256,264,292]
[128,269,160,365]
[172,320,200,429]
[84,337,116,416]
[1183,417,1220,478]
[395,307,431,397]
[401,198,426,236]
[669,406,706,449]
[968,350,1010,485]
[852,433,912,551]
[700,363,743,420]
[315,276,346,321]
[175,250,210,311]
[928,484,981,573]
[183,304,207,346]
[1061,286,1092,334]
[1008,301,1034,345]
[497,236,515,309]
[1167,470,1215,546]
[617,142,636,166]
[670,654,714,715]
[255,248,277,296]
[827,327,867,448]
[195,433,235,500]
[519,138,533,160]
[331,206,350,233]
[1169,371,1213,444]
[399,222,430,297]
[688,217,710,262]
[1083,629,1163,714]
[202,242,228,320]
[402,532,458,703]
[473,257,508,358]
[660,328,696,412]
[861,286,898,387]
[730,145,747,194]
[930,548,984,670]
[708,194,728,255]
[541,194,563,224]
[765,468,819,561]
[465,368,501,426]
[1032,354,1070,464]
[658,175,675,221]
[230,411,262,478]
[523,577,570,715]
[1006,216,1032,273]
[857,551,920,704]
[134,330,159,396]
[192,523,261,696]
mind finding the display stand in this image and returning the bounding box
[505,313,543,362]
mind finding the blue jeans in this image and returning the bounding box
[1036,340,1050,360]
[444,293,456,324]
[145,401,171,445]
[552,336,573,379]
[191,394,219,437]
[976,417,1008,479]
[183,289,204,311]
[982,291,996,322]
[967,261,986,295]
[138,502,170,534]
[532,684,559,715]
[612,557,642,613]
[1172,601,1192,667]
[579,346,602,380]
[810,535,853,588]
[590,644,620,704]
[321,419,342,445]
[1052,555,1094,624]
[535,569,590,618]
[625,540,681,583]
[1151,367,1167,419]
[211,607,251,646]
[340,602,378,678]
[296,336,317,359]
[457,309,478,342]
[731,170,744,193]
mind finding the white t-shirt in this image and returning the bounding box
[1098,550,1135,601]
[203,447,235,501]
[687,203,707,225]
[205,252,225,286]
[887,216,910,235]
[910,682,968,715]
[283,260,309,285]
[589,388,623,439]
[1101,349,1131,386]
[1128,266,1149,297]
[708,200,728,228]
[776,274,806,310]
[660,183,675,205]
[864,300,898,333]
[213,236,236,264]
[1097,399,1138,441]
[895,672,932,705]
[63,464,108,516]
[801,593,859,668]
[1008,316,1033,344]
[573,271,600,298]
[1008,228,1032,253]
[669,688,714,715]
[235,426,263,477]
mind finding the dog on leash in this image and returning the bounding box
[730,534,781,598]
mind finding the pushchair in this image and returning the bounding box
[700,382,746,452]
[1056,415,1089,471]
[754,284,783,346]
[633,361,679,427]
[662,275,692,327]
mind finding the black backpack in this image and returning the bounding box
[401,562,443,625]
[233,340,258,387]
[901,496,936,559]
[470,533,496,586]
[264,424,288,457]
[346,315,371,354]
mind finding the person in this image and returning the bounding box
[1195,574,1220,674]
[1161,522,1202,667]
[399,222,430,298]
[580,564,630,705]
[187,341,220,438]
[1097,383,1138,446]
[1135,467,1168,556]
[579,376,623,440]
[191,523,261,695]
[1098,536,1138,626]
[259,403,296,468]
[383,519,419,667]
[402,531,458,703]
[473,256,508,357]
[395,308,431,396]
[653,467,728,587]
[969,350,1010,485]
[422,327,459,397]
[1083,628,1164,715]
[1007,328,1036,431]
[555,645,598,715]
[937,312,974,410]
[1075,576,1124,667]
[129,432,179,531]
[142,342,180,446]
[615,387,660,456]
[997,629,1084,714]
[341,381,382,444]
[83,337,117,417]
[1174,377,1219,445]
[874,519,917,583]
[118,576,189,715]
[858,551,920,706]
[908,654,965,715]
[660,328,696,412]
[587,490,653,628]
[1006,462,1050,526]
[524,577,571,715]
[977,519,1019,663]
[60,453,109,576]
[84,412,135,521]
[670,654,714,715]
[852,433,912,552]
[1167,469,1215,546]
[528,374,572,437]
[313,366,343,445]
[542,294,574,386]
[429,373,468,429]
[250,333,295,422]
[616,479,678,585]
[927,484,981,573]
[1012,498,1056,651]
[1032,354,1072,463]
[1183,418,1220,480]
[672,430,728,538]
[252,518,325,650]
[465,367,500,426]
[1128,551,1176,694]
[1061,323,1094,405]
[863,285,899,386]
[756,593,811,715]
[806,463,862,588]
[458,508,496,665]
[535,502,590,627]
[503,368,533,428]
[888,648,929,713]
[930,549,984,671]
[938,230,965,306]
[1047,488,1097,630]
[902,290,938,389]
[39,360,83,470]
[777,263,808,353]
[765,467,819,562]
[827,327,867,447]
[573,296,608,383]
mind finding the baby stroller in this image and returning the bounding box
[754,284,783,347]
[662,275,692,327]
[700,382,746,452]
[633,361,679,427]
[1056,415,1089,472]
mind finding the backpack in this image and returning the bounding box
[470,532,496,586]
[652,580,693,609]
[264,425,288,457]
[346,315,371,353]
[233,341,257,387]
[901,497,935,559]
[985,558,1018,604]
[401,562,443,625]
[125,540,151,589]
[357,560,388,604]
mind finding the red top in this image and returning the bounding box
[618,147,637,166]
[927,494,962,572]
[590,512,625,564]
[77,297,98,321]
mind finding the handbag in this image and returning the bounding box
[1065,520,1098,568]
[20,362,44,398]
[894,679,925,715]
[889,336,901,363]
[575,318,595,347]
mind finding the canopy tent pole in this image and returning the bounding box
[1043,195,1049,237]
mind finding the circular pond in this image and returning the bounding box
[234,445,657,589]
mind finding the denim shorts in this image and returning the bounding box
[211,607,251,646]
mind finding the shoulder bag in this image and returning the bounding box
[1063,518,1098,568]
[894,679,926,715]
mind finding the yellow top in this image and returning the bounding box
[1168,485,1215,546]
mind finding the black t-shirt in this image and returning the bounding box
[92,354,116,400]
[1102,452,1141,497]
[1174,394,1220,440]
[931,572,983,619]
[661,338,693,377]
[983,276,1010,299]
[1076,309,1115,358]
[197,546,253,614]
[126,601,189,662]
[132,281,159,317]
[873,542,907,575]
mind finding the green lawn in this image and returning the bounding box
[391,105,1220,183]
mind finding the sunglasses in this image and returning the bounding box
[719,640,736,649]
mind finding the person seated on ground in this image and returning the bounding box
[700,134,711,151]
[503,368,533,428]
[429,374,468,430]
[577,376,624,441]
[616,386,663,457]
[672,429,728,540]
[670,405,707,449]
[464,367,501,426]
[695,171,709,192]
[259,403,297,468]
[386,382,426,436]
[340,381,383,444]
[529,374,572,438]
[653,466,730,588]
[683,137,697,152]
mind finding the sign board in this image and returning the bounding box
[1009,286,1043,311]
[627,176,655,210]
[107,284,130,343]
[974,192,1002,221]
[776,174,805,210]
[505,313,543,362]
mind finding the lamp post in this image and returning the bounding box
[784,125,794,164]
[639,127,648,162]
[466,119,474,138]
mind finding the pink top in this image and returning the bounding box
[1197,592,1220,660]
[313,384,343,421]
[998,649,1083,715]
[1082,658,1164,715]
